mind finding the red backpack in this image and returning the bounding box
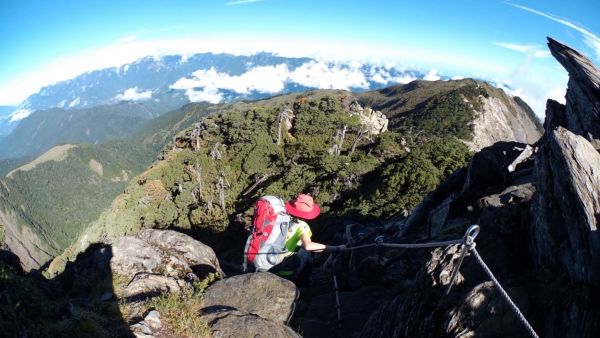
[243,196,291,271]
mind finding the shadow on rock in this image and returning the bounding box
[0,244,134,337]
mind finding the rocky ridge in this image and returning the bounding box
[466,93,541,151]
[359,79,542,152]
[357,37,600,338]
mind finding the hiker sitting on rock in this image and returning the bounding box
[244,194,345,280]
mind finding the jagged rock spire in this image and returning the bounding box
[546,37,600,143]
[532,38,600,284]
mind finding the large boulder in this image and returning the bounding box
[111,229,222,279]
[110,229,222,300]
[531,127,600,284]
[202,307,301,338]
[201,272,300,337]
[202,272,298,323]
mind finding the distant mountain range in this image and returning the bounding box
[15,52,421,114]
[0,53,424,158]
[0,101,169,159]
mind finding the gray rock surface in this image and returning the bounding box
[443,281,528,338]
[137,229,221,275]
[532,38,600,285]
[360,107,389,135]
[130,310,163,338]
[124,273,186,300]
[110,229,222,280]
[531,127,600,284]
[467,95,542,151]
[109,229,222,303]
[350,101,389,135]
[0,206,54,271]
[202,272,298,323]
[359,245,465,338]
[405,141,532,238]
[144,310,162,330]
[111,236,161,277]
[200,272,300,338]
[478,182,535,209]
[202,307,301,338]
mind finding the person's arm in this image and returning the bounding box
[300,233,327,252]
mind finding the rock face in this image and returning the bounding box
[0,206,54,271]
[531,128,600,284]
[110,229,222,300]
[404,141,533,239]
[201,272,299,337]
[529,38,600,285]
[359,245,465,338]
[467,94,542,151]
[349,101,389,135]
[360,165,535,337]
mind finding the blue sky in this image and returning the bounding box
[1,0,599,115]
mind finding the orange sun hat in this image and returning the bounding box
[285,194,321,220]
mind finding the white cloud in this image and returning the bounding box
[583,34,600,59]
[368,67,416,85]
[369,66,389,84]
[392,73,418,84]
[546,85,567,104]
[117,34,140,44]
[510,3,600,60]
[492,42,551,58]
[451,75,465,80]
[423,69,441,81]
[114,87,153,101]
[170,64,288,100]
[371,73,387,84]
[289,61,369,89]
[503,84,566,119]
[226,0,263,5]
[185,87,223,104]
[171,61,373,103]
